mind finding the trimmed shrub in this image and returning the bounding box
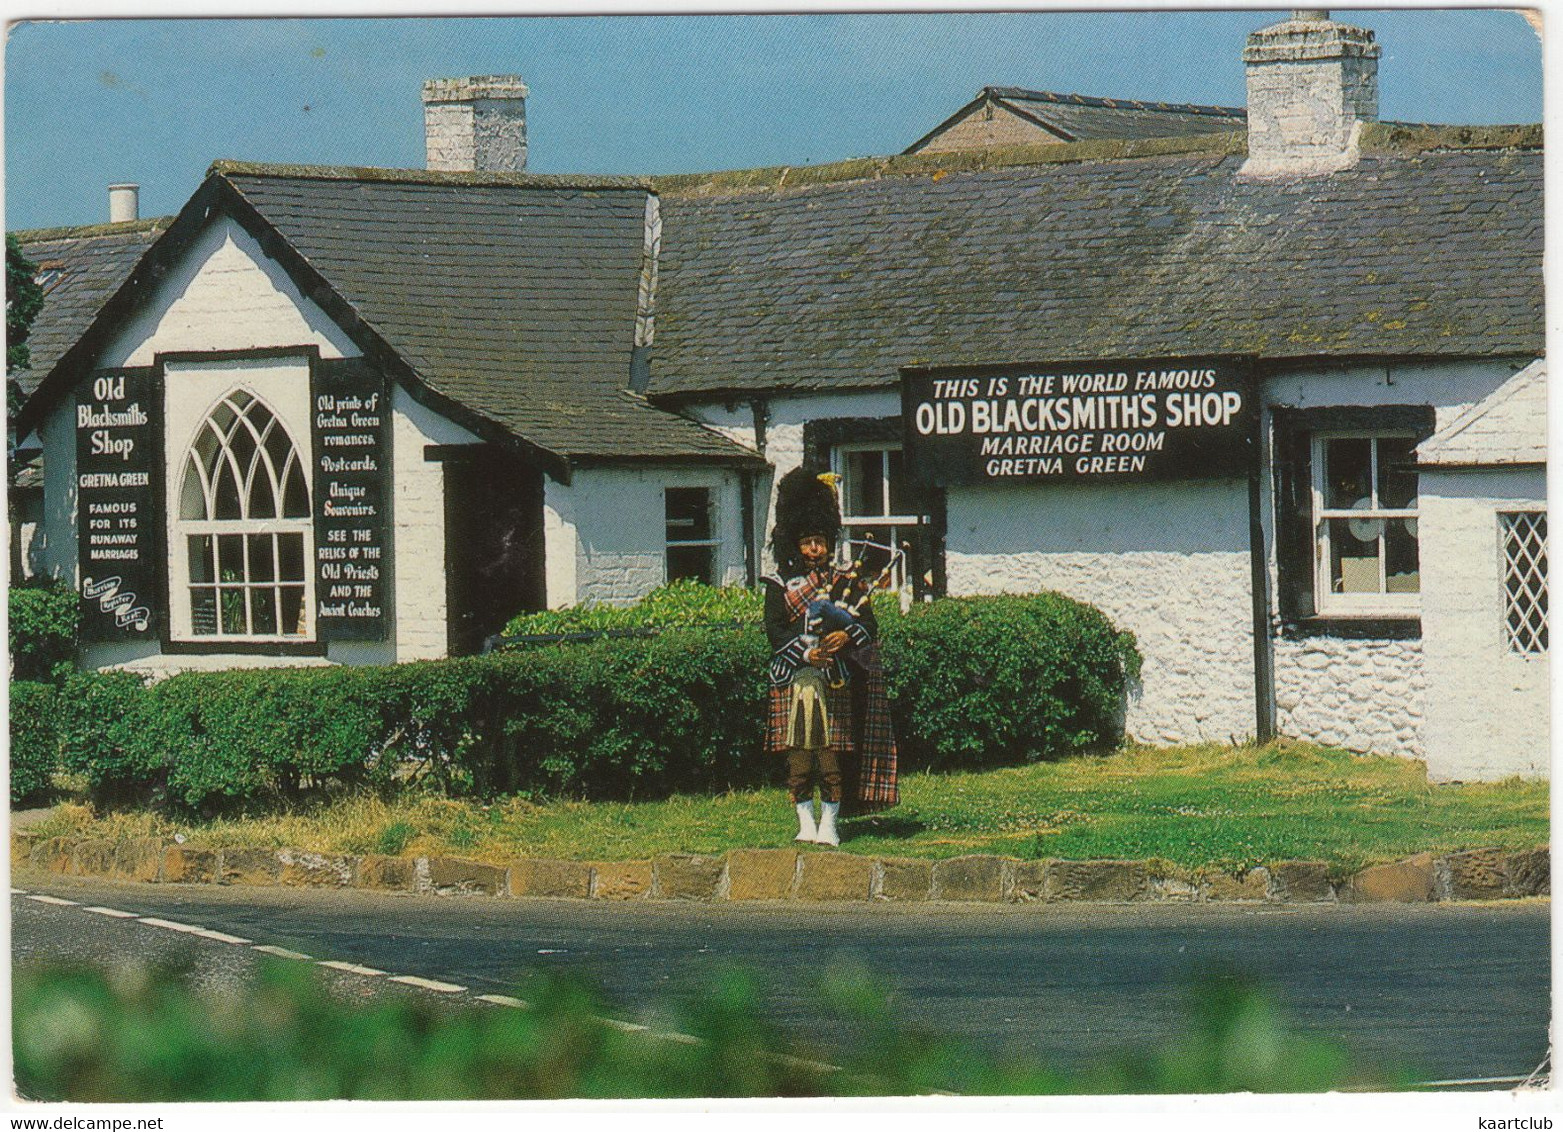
[54,591,1138,815]
[504,577,763,636]
[57,670,157,806]
[880,593,1141,769]
[9,580,77,683]
[10,680,61,803]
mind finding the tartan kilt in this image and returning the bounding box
[845,647,899,814]
[766,681,855,755]
[767,649,899,815]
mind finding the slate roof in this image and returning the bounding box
[12,218,170,397]
[218,168,757,464]
[650,142,1543,398]
[1418,358,1546,466]
[19,167,758,467]
[907,87,1246,152]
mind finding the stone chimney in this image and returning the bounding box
[1241,10,1380,177]
[421,76,529,173]
[108,183,139,222]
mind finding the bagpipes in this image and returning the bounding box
[801,538,906,686]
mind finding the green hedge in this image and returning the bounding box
[9,580,77,683]
[48,591,1139,815]
[504,577,763,635]
[10,681,60,803]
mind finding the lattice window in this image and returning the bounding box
[177,389,312,638]
[1501,511,1547,655]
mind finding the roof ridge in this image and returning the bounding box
[985,86,1246,117]
[656,131,1248,197]
[13,216,172,242]
[209,159,653,192]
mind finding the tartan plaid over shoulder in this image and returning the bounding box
[762,569,899,814]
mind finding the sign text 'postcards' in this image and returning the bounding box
[903,359,1255,485]
[76,369,160,639]
[311,361,391,640]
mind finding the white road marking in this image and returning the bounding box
[138,916,206,934]
[537,948,568,955]
[389,975,466,993]
[12,888,29,895]
[649,1029,702,1045]
[318,960,386,977]
[190,928,253,945]
[475,994,529,1009]
[22,890,858,1086]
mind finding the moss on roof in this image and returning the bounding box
[653,122,1542,198]
[13,216,172,242]
[1362,121,1543,154]
[209,159,652,192]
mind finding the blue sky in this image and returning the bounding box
[5,9,1543,231]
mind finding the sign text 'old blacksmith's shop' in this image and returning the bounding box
[902,358,1255,486]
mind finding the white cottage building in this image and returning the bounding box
[13,13,1544,780]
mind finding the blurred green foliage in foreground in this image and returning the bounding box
[13,960,1406,1100]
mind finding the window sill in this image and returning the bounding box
[164,639,329,657]
[1279,616,1421,641]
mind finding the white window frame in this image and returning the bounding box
[664,485,720,585]
[832,443,920,592]
[1310,430,1420,618]
[169,386,316,642]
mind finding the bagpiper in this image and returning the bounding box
[763,467,899,846]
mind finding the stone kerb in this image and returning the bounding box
[10,834,1551,906]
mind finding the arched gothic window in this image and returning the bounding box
[177,389,312,637]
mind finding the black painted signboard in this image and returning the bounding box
[76,368,161,640]
[902,357,1256,486]
[311,359,392,641]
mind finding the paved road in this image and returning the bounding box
[12,870,1550,1085]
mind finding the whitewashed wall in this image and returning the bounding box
[1271,636,1424,757]
[1259,358,1529,760]
[945,477,1257,745]
[1418,467,1548,781]
[691,391,898,571]
[544,465,748,607]
[100,217,358,368]
[38,211,477,674]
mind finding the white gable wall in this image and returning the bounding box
[37,211,478,674]
[1419,470,1547,781]
[98,216,359,367]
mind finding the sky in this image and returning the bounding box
[3,7,1545,232]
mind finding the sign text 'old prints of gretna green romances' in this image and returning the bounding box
[901,358,1256,486]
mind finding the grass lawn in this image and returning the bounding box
[28,741,1546,878]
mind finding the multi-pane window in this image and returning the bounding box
[178,390,312,638]
[1500,511,1547,655]
[1311,433,1420,614]
[665,487,718,585]
[833,444,919,591]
